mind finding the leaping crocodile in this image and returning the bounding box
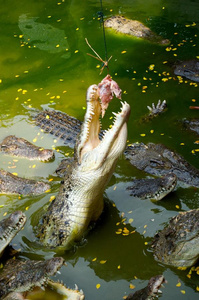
[38,77,131,249]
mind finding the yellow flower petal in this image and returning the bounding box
[176,282,181,287]
[100,260,107,264]
[129,283,135,289]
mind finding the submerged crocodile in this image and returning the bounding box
[38,76,130,249]
[34,110,82,149]
[152,209,199,267]
[0,135,54,162]
[0,212,84,299]
[124,142,199,188]
[126,275,165,300]
[104,15,170,45]
[181,118,199,135]
[173,60,199,82]
[127,173,177,200]
[0,135,54,195]
[0,169,50,195]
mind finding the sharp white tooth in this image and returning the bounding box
[112,112,117,116]
[158,289,162,293]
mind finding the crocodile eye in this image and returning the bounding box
[149,159,163,168]
[184,70,192,75]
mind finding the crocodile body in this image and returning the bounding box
[127,174,177,200]
[39,79,130,249]
[124,142,199,187]
[34,110,82,148]
[0,169,50,195]
[152,209,199,267]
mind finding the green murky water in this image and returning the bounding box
[0,0,199,299]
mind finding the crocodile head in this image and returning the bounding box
[153,208,199,267]
[76,83,130,170]
[126,275,165,300]
[0,211,26,257]
[0,257,65,299]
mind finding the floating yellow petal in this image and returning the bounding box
[149,64,155,70]
[12,172,18,176]
[100,260,107,264]
[96,284,101,289]
[176,282,181,287]
[129,283,135,289]
[49,196,56,202]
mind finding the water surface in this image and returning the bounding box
[0,0,199,299]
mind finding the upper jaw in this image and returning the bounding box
[76,76,130,165]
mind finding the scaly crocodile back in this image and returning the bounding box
[34,110,82,148]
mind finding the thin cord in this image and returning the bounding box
[99,0,108,63]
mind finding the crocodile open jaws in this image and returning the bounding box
[39,78,131,250]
